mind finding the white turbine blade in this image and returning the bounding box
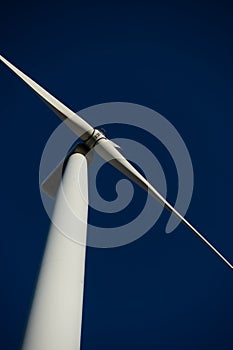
[95,139,233,269]
[0,55,94,140]
[41,161,64,198]
[2,56,231,269]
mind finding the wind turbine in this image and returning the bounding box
[0,55,232,350]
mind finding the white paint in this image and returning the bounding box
[0,54,93,138]
[22,153,88,350]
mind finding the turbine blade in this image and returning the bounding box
[0,55,94,140]
[95,139,233,270]
[2,56,231,269]
[41,161,64,198]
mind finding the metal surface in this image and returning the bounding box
[22,152,88,350]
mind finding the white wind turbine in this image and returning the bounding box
[0,55,232,350]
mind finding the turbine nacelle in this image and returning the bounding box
[41,129,121,198]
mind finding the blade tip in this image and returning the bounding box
[0,54,9,66]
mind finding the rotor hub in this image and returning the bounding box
[84,129,106,149]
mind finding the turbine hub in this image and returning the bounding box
[84,129,106,149]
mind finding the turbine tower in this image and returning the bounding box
[0,55,232,350]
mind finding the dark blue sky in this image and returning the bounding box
[0,1,233,349]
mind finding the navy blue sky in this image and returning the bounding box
[0,1,233,349]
